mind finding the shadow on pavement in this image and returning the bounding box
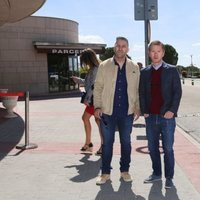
[148,180,180,200]
[95,181,145,200]
[64,154,101,182]
[0,108,24,161]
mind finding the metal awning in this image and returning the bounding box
[0,0,46,26]
[33,42,106,55]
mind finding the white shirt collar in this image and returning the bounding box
[152,62,163,70]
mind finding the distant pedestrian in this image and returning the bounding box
[71,48,103,155]
[139,40,182,189]
[93,37,140,185]
[137,62,144,70]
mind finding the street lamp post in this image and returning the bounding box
[191,55,194,85]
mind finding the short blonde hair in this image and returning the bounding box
[148,40,165,51]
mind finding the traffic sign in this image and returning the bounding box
[134,0,158,21]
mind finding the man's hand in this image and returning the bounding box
[144,113,149,118]
[164,111,174,119]
[134,109,140,121]
[84,100,89,106]
[94,108,102,119]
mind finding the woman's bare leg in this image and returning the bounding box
[82,110,92,145]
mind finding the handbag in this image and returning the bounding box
[80,84,94,105]
[80,92,86,104]
[80,92,93,106]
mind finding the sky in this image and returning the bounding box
[34,0,200,67]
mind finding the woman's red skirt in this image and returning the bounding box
[85,105,95,115]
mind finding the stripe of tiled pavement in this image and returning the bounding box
[0,97,199,200]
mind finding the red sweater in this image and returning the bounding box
[149,67,164,114]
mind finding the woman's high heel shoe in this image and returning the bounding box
[80,143,93,152]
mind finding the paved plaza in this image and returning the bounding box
[0,80,200,200]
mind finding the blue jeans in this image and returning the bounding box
[100,114,134,174]
[145,114,176,179]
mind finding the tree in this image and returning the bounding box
[148,44,178,65]
[100,47,114,61]
[185,65,200,77]
[100,47,132,61]
[176,65,185,74]
[101,44,178,65]
[79,65,89,78]
[181,70,187,78]
[163,44,178,65]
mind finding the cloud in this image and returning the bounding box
[79,35,105,44]
[182,54,190,58]
[192,42,200,47]
[132,44,144,52]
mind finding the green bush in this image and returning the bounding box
[79,66,89,79]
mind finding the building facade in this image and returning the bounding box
[0,16,106,95]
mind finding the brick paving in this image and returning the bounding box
[0,94,200,200]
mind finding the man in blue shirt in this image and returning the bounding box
[94,37,140,185]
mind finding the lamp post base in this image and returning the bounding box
[16,143,38,150]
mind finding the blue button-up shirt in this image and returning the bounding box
[112,59,129,117]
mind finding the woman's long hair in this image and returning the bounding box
[80,48,100,70]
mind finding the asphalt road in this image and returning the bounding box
[176,78,200,143]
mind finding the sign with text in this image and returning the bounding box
[51,49,84,55]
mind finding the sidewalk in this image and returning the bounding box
[0,96,200,200]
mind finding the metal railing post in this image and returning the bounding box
[25,90,29,145]
[16,91,38,150]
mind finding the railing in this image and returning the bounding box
[0,91,38,150]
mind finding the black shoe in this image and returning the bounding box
[165,178,174,189]
[95,145,102,155]
[144,174,161,183]
[80,143,93,152]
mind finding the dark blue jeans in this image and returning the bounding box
[145,114,176,179]
[100,114,134,174]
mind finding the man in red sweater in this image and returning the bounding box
[139,40,182,189]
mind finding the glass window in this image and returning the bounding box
[47,54,79,92]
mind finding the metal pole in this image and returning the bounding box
[25,91,29,145]
[16,91,38,150]
[144,0,150,66]
[190,55,194,86]
[144,20,149,66]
